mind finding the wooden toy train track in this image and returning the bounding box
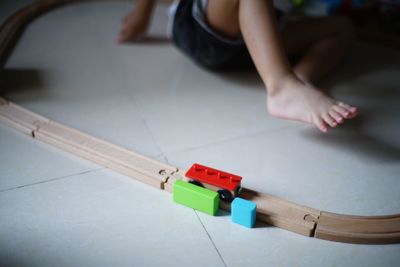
[1,0,399,244]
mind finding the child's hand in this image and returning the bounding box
[117,10,150,43]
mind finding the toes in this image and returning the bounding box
[322,113,338,128]
[329,110,344,124]
[337,101,357,115]
[333,105,351,118]
[314,117,328,133]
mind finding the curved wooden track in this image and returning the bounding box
[1,0,400,244]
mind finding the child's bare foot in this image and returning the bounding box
[267,76,357,132]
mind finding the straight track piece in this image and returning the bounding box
[0,99,175,189]
[164,169,188,193]
[36,120,177,188]
[0,99,49,135]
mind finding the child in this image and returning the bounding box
[118,0,358,133]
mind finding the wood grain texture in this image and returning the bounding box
[1,0,400,244]
[239,188,320,236]
[2,97,400,244]
[0,99,49,135]
[315,212,400,244]
[0,100,174,189]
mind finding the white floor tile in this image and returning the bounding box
[0,169,225,267]
[1,1,400,267]
[166,124,400,216]
[0,124,98,191]
[3,1,292,156]
[3,2,167,157]
[196,211,400,267]
[128,59,294,153]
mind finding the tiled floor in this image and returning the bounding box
[1,1,400,266]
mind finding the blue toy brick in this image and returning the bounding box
[231,197,257,228]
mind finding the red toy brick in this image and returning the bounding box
[185,163,242,191]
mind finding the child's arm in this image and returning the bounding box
[118,0,157,43]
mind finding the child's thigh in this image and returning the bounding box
[206,0,240,38]
[281,16,354,55]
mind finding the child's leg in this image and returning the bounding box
[206,0,357,132]
[281,16,355,84]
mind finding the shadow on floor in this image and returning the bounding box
[300,113,400,163]
[322,42,400,93]
[215,42,400,96]
[207,42,400,163]
[217,68,261,87]
[216,209,230,217]
[1,42,399,165]
[120,34,171,46]
[0,68,44,95]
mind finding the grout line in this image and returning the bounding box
[126,96,168,162]
[152,65,188,167]
[0,167,105,193]
[124,58,186,164]
[194,210,228,267]
[166,124,299,155]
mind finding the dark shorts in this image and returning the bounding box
[171,0,283,70]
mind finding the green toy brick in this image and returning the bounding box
[173,180,219,216]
